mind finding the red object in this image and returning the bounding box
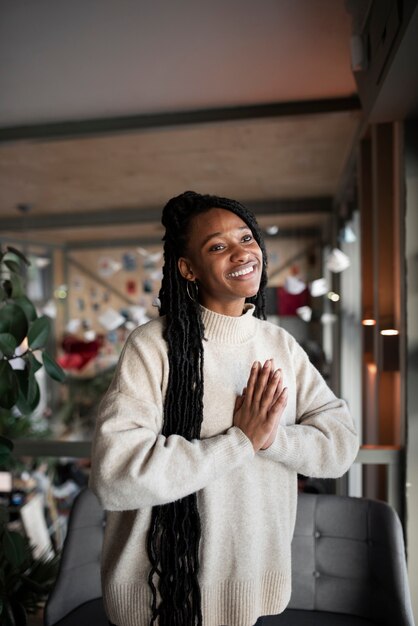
[58,335,104,371]
[277,286,310,316]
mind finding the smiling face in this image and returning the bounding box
[178,207,263,316]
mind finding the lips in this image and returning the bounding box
[226,262,258,279]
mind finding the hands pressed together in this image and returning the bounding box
[233,360,288,452]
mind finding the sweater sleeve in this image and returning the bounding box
[259,333,359,477]
[89,325,254,511]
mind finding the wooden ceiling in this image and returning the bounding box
[0,111,360,246]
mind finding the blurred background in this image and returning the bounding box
[0,1,417,623]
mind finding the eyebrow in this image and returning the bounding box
[201,226,249,247]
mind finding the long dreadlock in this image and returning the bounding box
[146,191,268,625]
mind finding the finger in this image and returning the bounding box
[253,359,273,405]
[245,361,260,402]
[267,360,276,383]
[260,368,282,410]
[270,370,283,405]
[269,387,288,417]
[234,394,244,413]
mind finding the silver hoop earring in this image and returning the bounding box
[186,281,198,302]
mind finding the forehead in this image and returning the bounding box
[189,207,249,235]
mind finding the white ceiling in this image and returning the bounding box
[0,0,356,126]
[0,0,360,246]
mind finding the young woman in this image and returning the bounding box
[90,191,359,626]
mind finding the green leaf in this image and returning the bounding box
[4,260,21,275]
[27,316,50,350]
[15,388,32,416]
[14,296,37,323]
[0,361,19,410]
[2,530,28,568]
[0,302,28,345]
[14,369,40,412]
[9,273,25,298]
[29,383,40,411]
[28,352,42,373]
[27,376,40,411]
[43,351,66,382]
[6,246,31,266]
[0,333,18,357]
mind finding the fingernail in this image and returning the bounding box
[252,361,259,369]
[273,369,281,378]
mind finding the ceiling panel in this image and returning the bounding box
[0,111,360,231]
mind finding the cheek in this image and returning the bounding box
[203,260,227,285]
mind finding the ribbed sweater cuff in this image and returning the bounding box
[212,426,254,479]
[258,426,298,464]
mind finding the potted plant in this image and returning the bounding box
[0,245,65,625]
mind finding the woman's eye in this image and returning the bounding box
[209,243,225,252]
[242,234,253,242]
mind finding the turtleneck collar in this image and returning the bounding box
[200,303,257,344]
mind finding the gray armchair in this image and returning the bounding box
[44,490,415,626]
[264,494,415,625]
[43,488,108,626]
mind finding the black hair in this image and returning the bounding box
[146,191,268,625]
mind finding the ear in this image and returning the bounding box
[178,257,195,281]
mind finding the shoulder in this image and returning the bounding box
[127,315,166,345]
[111,317,168,394]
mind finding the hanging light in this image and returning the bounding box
[326,248,351,273]
[309,278,328,297]
[296,306,312,322]
[266,225,279,236]
[340,225,357,243]
[284,275,306,295]
[362,319,376,326]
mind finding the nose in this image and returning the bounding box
[230,242,250,263]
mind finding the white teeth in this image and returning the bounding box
[228,265,254,278]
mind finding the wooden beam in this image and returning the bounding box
[0,97,361,144]
[0,197,333,232]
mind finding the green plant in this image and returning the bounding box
[0,245,65,625]
[0,246,65,414]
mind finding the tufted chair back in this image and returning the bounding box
[44,488,108,626]
[266,493,415,625]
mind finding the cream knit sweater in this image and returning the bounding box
[90,304,358,626]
